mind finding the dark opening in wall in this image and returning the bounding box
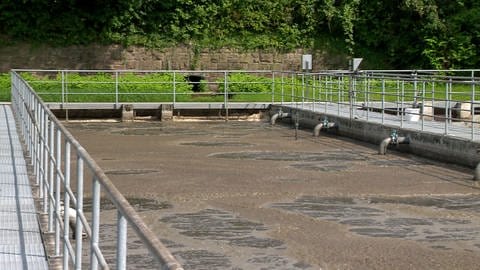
[186,75,204,92]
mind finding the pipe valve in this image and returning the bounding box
[322,117,329,127]
[379,130,409,155]
[390,130,399,144]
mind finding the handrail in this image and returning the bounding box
[10,71,183,270]
[13,68,480,141]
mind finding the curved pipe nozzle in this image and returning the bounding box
[474,163,480,181]
[313,123,337,137]
[379,137,392,155]
[270,112,290,125]
[379,136,409,155]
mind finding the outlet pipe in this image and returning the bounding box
[313,122,337,137]
[61,205,86,239]
[379,130,409,155]
[270,112,291,125]
[474,163,480,181]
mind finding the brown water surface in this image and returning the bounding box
[65,120,480,270]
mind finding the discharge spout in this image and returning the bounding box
[270,112,291,125]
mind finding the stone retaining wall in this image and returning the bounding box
[0,44,346,72]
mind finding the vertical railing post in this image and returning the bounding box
[413,71,418,106]
[291,73,294,104]
[61,71,65,107]
[173,71,176,108]
[90,177,101,270]
[312,74,316,112]
[381,77,385,124]
[63,142,71,270]
[224,71,229,122]
[421,81,425,131]
[337,75,341,115]
[301,73,305,109]
[366,73,370,121]
[445,79,449,135]
[349,72,354,121]
[65,72,69,122]
[38,106,44,199]
[448,78,453,132]
[75,156,84,270]
[271,71,275,104]
[55,128,62,256]
[34,101,40,186]
[48,117,55,231]
[471,71,475,140]
[431,78,435,122]
[281,73,284,104]
[323,75,327,114]
[401,80,405,128]
[116,213,127,270]
[115,71,119,107]
[42,110,49,214]
[325,74,329,106]
[396,78,400,118]
[28,92,33,161]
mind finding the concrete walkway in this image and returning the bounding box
[0,105,49,269]
[284,102,480,141]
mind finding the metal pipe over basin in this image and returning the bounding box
[270,111,291,125]
[313,117,337,137]
[379,130,409,155]
[474,163,480,181]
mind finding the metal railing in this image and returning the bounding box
[293,70,480,140]
[14,69,480,141]
[10,71,183,269]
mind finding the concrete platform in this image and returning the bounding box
[0,105,49,269]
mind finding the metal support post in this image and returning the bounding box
[75,156,84,270]
[48,118,55,231]
[63,142,71,270]
[90,177,101,270]
[381,77,385,124]
[116,212,127,270]
[224,71,229,122]
[173,71,176,108]
[54,129,61,256]
[115,71,119,107]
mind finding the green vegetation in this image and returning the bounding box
[0,1,479,69]
[20,72,193,103]
[0,73,10,101]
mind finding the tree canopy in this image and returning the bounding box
[0,0,478,69]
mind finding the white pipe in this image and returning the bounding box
[270,112,290,125]
[313,122,337,137]
[61,206,86,239]
[475,163,480,181]
[379,137,392,155]
[379,136,409,155]
[313,123,324,137]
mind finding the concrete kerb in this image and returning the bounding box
[270,105,480,172]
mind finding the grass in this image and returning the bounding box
[0,73,11,101]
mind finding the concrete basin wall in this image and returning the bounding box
[271,105,480,168]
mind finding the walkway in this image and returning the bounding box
[0,105,49,269]
[285,102,480,141]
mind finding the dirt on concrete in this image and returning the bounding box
[64,120,480,270]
